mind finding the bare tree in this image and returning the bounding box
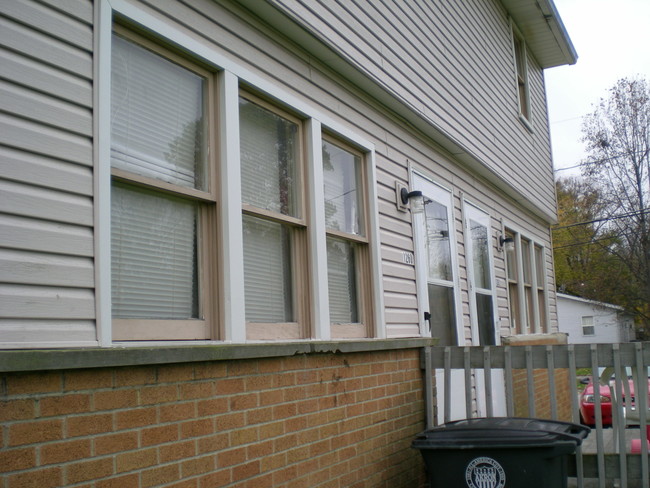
[580,77,650,328]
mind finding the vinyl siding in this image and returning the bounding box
[0,0,96,347]
[0,0,560,346]
[254,0,558,220]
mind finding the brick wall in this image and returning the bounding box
[0,349,427,488]
[503,334,573,422]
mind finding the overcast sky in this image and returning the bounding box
[545,0,650,178]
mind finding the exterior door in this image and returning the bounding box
[464,202,507,417]
[412,173,465,423]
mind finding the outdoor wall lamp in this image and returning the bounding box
[396,182,425,214]
[498,234,515,251]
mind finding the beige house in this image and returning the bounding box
[0,1,576,486]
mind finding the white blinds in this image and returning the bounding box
[239,98,298,217]
[242,215,293,323]
[111,184,198,319]
[326,237,358,324]
[111,34,206,190]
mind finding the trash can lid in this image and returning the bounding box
[412,417,590,450]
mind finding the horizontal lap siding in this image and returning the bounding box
[0,0,559,345]
[0,0,96,347]
[269,0,557,219]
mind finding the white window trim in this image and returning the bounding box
[510,20,533,131]
[411,170,463,342]
[95,0,384,346]
[463,200,499,346]
[502,224,550,334]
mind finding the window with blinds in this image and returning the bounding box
[322,137,372,338]
[110,28,216,340]
[239,94,308,340]
[107,26,379,343]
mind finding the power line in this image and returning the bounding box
[553,149,649,173]
[552,208,650,231]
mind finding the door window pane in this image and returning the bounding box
[111,35,207,190]
[112,184,198,319]
[242,215,293,322]
[327,237,358,324]
[425,200,452,282]
[476,293,495,345]
[240,98,299,217]
[428,284,457,346]
[470,219,491,290]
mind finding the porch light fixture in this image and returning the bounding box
[499,234,515,251]
[395,181,424,214]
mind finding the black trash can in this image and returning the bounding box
[412,417,589,488]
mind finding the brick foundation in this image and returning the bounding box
[1,349,427,488]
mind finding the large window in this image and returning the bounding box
[322,137,372,338]
[504,228,549,334]
[110,29,216,340]
[239,94,307,340]
[102,18,383,345]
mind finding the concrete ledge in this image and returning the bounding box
[0,338,436,372]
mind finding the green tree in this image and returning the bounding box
[553,177,631,304]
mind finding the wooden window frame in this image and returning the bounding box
[504,227,549,335]
[110,27,218,341]
[322,135,374,339]
[95,0,386,346]
[239,91,310,341]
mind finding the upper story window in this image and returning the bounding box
[504,228,549,334]
[512,27,530,123]
[110,28,217,341]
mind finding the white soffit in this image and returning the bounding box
[501,0,578,68]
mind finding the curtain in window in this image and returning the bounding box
[242,215,293,323]
[326,237,358,324]
[111,184,198,319]
[111,35,206,190]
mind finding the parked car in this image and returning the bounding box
[579,375,650,427]
[579,380,613,426]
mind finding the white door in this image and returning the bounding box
[412,173,465,424]
[464,202,507,417]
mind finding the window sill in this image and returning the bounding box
[0,338,436,373]
[518,114,534,133]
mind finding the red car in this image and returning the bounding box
[579,377,650,427]
[579,381,613,426]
